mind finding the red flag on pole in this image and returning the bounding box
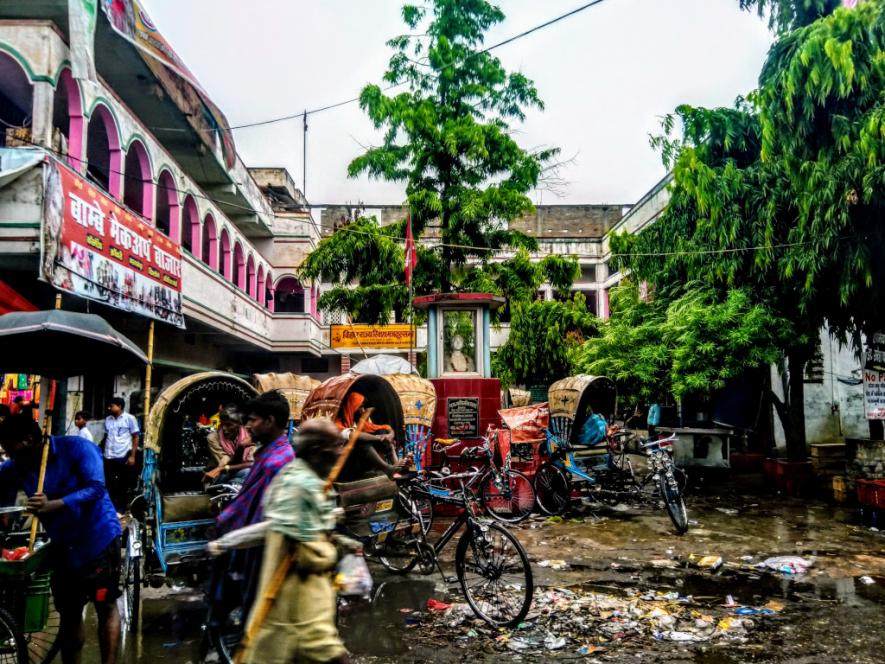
[404,212,417,286]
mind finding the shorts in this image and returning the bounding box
[51,536,122,610]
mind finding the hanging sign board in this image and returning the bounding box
[330,324,416,349]
[447,397,479,437]
[40,156,185,328]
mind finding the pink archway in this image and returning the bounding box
[265,273,275,312]
[202,214,218,270]
[53,68,84,172]
[220,228,232,279]
[182,195,200,257]
[0,53,33,148]
[123,139,153,220]
[155,170,180,240]
[85,104,122,198]
[257,265,266,305]
[246,255,257,299]
[274,276,305,313]
[233,242,245,290]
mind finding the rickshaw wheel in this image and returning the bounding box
[480,470,536,523]
[0,606,25,664]
[533,464,571,516]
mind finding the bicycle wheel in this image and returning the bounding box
[455,522,533,628]
[0,606,25,664]
[480,470,536,523]
[207,606,241,664]
[376,497,423,575]
[658,472,688,534]
[533,463,571,516]
[120,529,142,634]
[24,592,60,664]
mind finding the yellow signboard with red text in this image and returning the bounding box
[330,324,416,349]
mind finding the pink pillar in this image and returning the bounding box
[58,70,85,173]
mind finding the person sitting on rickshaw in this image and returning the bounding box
[577,410,608,447]
[204,405,255,485]
[334,392,409,481]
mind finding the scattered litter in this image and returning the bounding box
[426,598,452,612]
[722,595,739,607]
[545,516,565,525]
[689,554,723,571]
[544,634,568,650]
[859,576,876,585]
[659,631,703,642]
[762,556,814,575]
[715,507,739,516]
[538,559,570,570]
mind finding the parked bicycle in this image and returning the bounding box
[421,426,536,524]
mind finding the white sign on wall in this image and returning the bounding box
[863,369,885,420]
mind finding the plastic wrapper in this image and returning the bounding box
[335,553,373,598]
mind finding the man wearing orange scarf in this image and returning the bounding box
[334,392,408,481]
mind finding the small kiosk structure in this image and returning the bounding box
[413,293,503,443]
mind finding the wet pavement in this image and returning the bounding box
[80,478,885,663]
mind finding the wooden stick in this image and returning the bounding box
[28,382,55,553]
[233,409,373,664]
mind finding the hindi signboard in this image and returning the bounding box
[40,156,185,328]
[330,324,416,349]
[447,397,479,437]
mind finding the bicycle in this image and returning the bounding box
[424,426,536,524]
[378,470,535,627]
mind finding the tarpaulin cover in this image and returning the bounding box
[498,403,549,443]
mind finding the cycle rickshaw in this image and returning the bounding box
[533,375,689,533]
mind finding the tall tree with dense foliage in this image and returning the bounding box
[611,0,885,458]
[350,0,558,293]
[301,0,565,325]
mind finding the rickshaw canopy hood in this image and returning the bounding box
[301,374,405,443]
[145,372,257,453]
[252,373,320,422]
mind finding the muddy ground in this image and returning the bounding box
[84,476,885,663]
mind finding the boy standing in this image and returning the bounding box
[101,397,140,513]
[75,410,94,443]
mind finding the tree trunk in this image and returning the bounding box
[786,349,808,461]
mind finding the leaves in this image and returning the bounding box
[493,294,598,389]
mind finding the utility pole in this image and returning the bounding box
[302,110,308,197]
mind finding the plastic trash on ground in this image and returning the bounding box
[761,556,814,575]
[335,553,373,598]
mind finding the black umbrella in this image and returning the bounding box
[0,310,148,377]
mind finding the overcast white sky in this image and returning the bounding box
[143,0,773,206]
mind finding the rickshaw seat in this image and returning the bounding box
[334,475,397,509]
[161,491,213,522]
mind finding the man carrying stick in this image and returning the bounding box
[208,418,352,663]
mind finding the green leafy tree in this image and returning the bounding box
[349,0,558,292]
[612,0,885,458]
[493,293,597,389]
[576,282,791,409]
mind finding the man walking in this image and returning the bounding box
[101,397,139,513]
[0,414,122,664]
[209,420,350,663]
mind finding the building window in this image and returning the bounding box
[220,228,232,278]
[246,255,257,299]
[182,195,200,256]
[85,104,121,197]
[0,53,34,149]
[52,68,84,170]
[275,277,305,313]
[123,139,153,220]
[155,170,179,239]
[202,214,218,269]
[257,265,266,304]
[233,243,245,290]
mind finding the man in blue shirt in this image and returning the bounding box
[0,414,122,664]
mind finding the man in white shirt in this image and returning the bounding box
[74,410,94,443]
[101,397,140,513]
